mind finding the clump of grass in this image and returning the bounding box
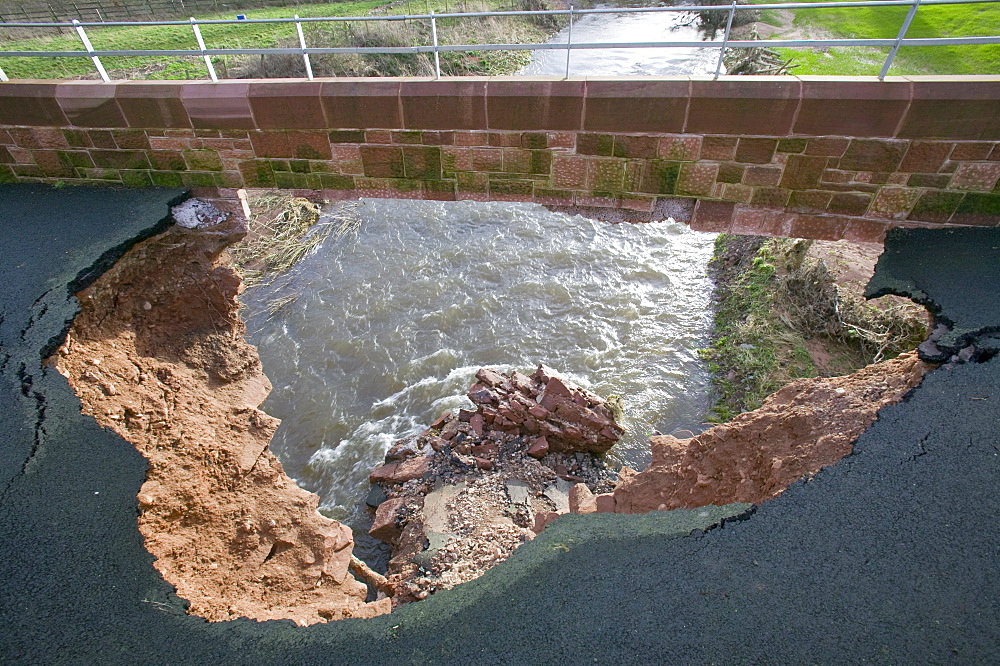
[700,235,784,421]
[700,234,929,422]
[230,191,359,291]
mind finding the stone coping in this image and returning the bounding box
[2,76,999,140]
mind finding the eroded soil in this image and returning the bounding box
[53,217,388,626]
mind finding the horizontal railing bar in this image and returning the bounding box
[0,0,993,29]
[7,34,1000,59]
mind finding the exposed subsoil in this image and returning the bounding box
[52,213,388,626]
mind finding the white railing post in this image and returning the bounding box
[190,17,218,82]
[72,19,110,82]
[0,67,8,82]
[430,11,441,79]
[565,4,574,79]
[879,0,922,80]
[713,0,737,80]
[295,15,314,80]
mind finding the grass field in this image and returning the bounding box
[0,0,553,80]
[756,0,1000,75]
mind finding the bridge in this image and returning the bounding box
[2,75,999,240]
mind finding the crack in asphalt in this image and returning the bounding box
[19,288,53,343]
[906,434,930,463]
[0,363,48,506]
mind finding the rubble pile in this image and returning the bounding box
[366,366,624,605]
[365,353,933,607]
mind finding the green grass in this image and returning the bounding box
[755,0,1000,75]
[0,1,388,79]
[0,0,556,79]
[700,235,784,421]
[0,0,544,79]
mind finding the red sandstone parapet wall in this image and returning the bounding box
[2,76,999,239]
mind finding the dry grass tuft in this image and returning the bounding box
[230,191,360,291]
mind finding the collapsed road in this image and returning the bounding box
[0,184,998,664]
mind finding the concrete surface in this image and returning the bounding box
[0,184,997,664]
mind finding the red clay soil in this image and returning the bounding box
[611,351,933,513]
[52,219,389,626]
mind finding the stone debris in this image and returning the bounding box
[367,366,621,606]
[466,366,624,455]
[366,352,933,608]
[171,198,229,229]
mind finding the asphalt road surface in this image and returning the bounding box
[1,184,997,664]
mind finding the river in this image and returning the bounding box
[519,6,719,77]
[242,8,720,543]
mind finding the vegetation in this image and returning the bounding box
[700,235,929,422]
[0,0,564,80]
[233,0,562,79]
[753,0,1000,75]
[231,191,356,292]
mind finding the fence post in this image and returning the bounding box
[72,19,110,82]
[565,4,574,79]
[190,17,218,82]
[430,10,441,79]
[295,15,314,80]
[713,0,737,80]
[880,0,921,80]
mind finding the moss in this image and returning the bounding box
[183,150,223,172]
[120,170,153,188]
[642,161,681,195]
[180,171,221,187]
[150,171,184,188]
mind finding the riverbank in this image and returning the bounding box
[702,234,930,420]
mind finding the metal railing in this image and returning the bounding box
[0,0,998,83]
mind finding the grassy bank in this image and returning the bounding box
[755,0,1000,75]
[700,235,929,421]
[0,0,563,80]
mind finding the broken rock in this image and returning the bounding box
[369,456,432,484]
[569,483,597,514]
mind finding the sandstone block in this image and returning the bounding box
[369,497,407,543]
[595,493,616,513]
[469,413,485,437]
[527,436,549,459]
[369,455,431,484]
[531,511,561,534]
[475,367,507,388]
[569,483,597,514]
[468,383,500,405]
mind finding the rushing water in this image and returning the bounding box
[519,7,719,77]
[243,8,720,533]
[245,202,716,526]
